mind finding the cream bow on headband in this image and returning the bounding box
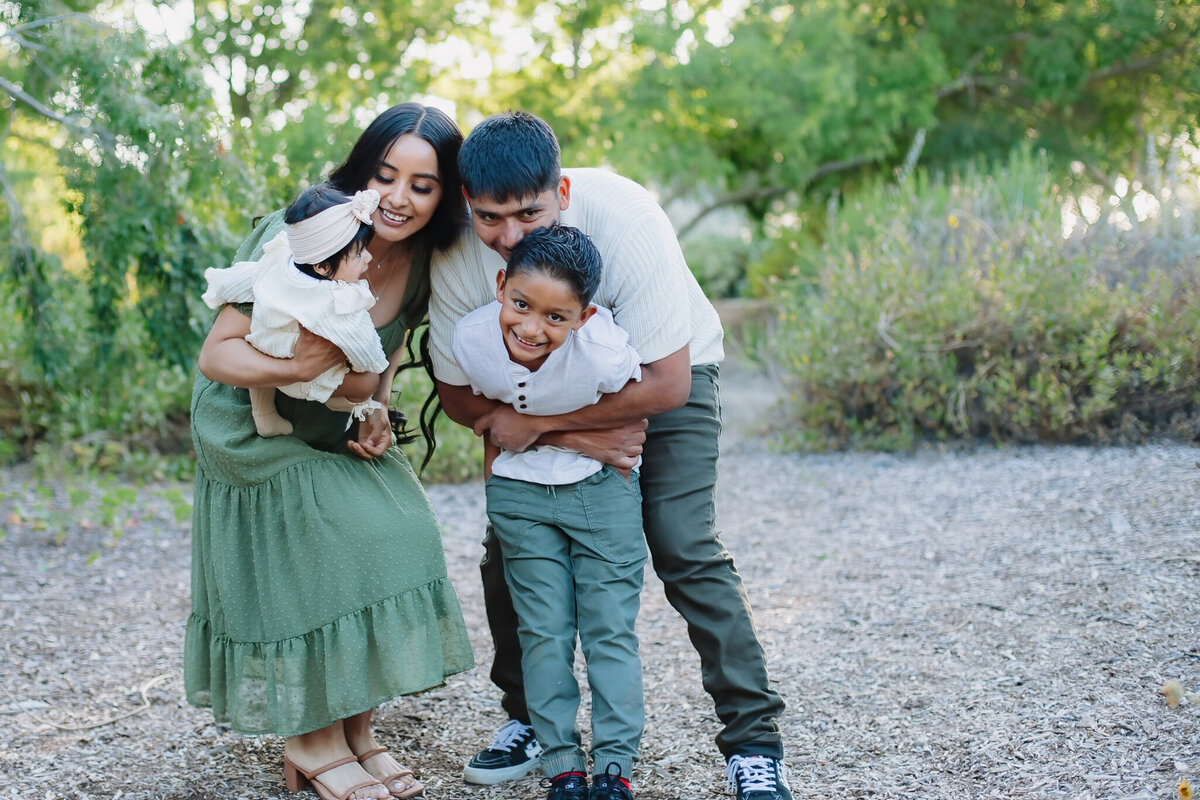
[286,189,380,265]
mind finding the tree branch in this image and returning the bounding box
[675,154,876,239]
[0,13,98,40]
[0,76,116,149]
[935,74,1025,100]
[1085,39,1196,84]
[936,38,1196,101]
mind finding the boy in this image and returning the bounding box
[452,225,644,800]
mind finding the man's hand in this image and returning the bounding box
[544,421,648,470]
[473,404,547,452]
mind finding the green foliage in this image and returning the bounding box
[590,0,1198,238]
[681,231,763,299]
[4,0,1198,473]
[0,266,195,475]
[390,366,484,485]
[1,5,250,462]
[613,1,944,203]
[3,6,252,367]
[765,147,1200,450]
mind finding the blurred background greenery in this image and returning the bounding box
[2,0,1198,483]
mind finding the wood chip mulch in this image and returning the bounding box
[2,367,1198,799]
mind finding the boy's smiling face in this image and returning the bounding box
[495,267,596,371]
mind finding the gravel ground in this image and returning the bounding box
[2,362,1199,800]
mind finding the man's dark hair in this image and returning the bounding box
[506,224,601,307]
[459,111,561,202]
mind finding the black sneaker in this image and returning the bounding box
[725,755,793,800]
[590,762,634,800]
[462,719,544,785]
[543,771,589,800]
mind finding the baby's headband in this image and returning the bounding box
[286,189,380,264]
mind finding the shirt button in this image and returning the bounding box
[519,404,527,409]
[518,395,526,401]
[517,382,526,387]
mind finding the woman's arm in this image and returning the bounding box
[346,339,410,460]
[197,304,348,389]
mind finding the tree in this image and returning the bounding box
[515,0,1200,234]
[1,2,252,369]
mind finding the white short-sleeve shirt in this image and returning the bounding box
[453,302,642,484]
[431,167,724,387]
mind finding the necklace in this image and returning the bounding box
[366,258,397,301]
[366,246,413,301]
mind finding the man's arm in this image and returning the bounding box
[470,345,691,453]
[436,379,503,429]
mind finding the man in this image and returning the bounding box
[429,111,791,800]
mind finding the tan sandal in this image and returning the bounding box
[358,746,425,799]
[284,754,386,800]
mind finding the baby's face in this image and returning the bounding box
[332,246,372,282]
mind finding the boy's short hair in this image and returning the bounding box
[506,225,601,307]
[459,111,561,202]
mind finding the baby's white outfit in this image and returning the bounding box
[202,230,388,432]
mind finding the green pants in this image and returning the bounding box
[486,467,647,778]
[480,365,785,759]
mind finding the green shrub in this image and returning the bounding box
[0,263,195,478]
[390,364,484,485]
[0,263,483,483]
[763,147,1200,450]
[681,232,763,299]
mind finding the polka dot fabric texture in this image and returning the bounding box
[184,265,472,736]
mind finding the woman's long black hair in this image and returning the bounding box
[389,323,442,474]
[328,101,467,470]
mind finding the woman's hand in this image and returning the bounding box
[292,326,351,383]
[348,405,393,460]
[197,308,348,388]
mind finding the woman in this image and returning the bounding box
[186,102,474,800]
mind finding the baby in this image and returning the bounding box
[202,184,390,437]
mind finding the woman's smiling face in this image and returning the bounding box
[364,134,443,248]
[495,267,594,371]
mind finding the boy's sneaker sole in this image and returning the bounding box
[463,719,544,785]
[463,756,542,785]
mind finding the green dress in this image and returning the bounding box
[184,213,473,736]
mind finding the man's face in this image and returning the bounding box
[466,177,571,262]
